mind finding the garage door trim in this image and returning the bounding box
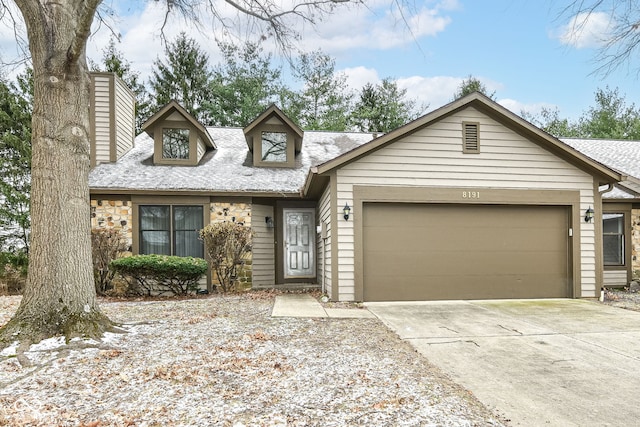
[352,186,581,301]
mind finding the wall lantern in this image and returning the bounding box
[343,203,351,221]
[585,206,595,223]
[265,216,274,229]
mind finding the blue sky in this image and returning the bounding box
[2,0,639,121]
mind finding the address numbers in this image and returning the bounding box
[462,191,480,199]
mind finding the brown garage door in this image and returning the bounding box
[363,203,571,301]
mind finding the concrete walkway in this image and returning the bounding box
[271,294,375,318]
[367,299,640,426]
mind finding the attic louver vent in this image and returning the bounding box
[463,122,480,153]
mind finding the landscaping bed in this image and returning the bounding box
[601,287,640,312]
[0,292,503,426]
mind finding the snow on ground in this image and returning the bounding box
[0,294,504,426]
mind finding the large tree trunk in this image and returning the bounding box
[0,0,112,346]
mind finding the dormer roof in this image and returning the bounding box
[142,100,216,149]
[243,104,303,153]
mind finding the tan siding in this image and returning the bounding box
[93,75,111,165]
[318,186,332,298]
[252,204,275,286]
[114,77,135,159]
[603,270,627,287]
[335,106,597,301]
[197,138,206,162]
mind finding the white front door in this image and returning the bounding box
[284,208,315,278]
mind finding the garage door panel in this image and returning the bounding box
[365,275,568,301]
[364,250,566,277]
[363,203,570,301]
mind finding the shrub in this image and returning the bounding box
[91,228,128,295]
[200,222,252,292]
[110,254,208,296]
[0,251,28,295]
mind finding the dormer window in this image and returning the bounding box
[162,128,190,160]
[141,100,216,166]
[243,104,303,168]
[262,131,287,162]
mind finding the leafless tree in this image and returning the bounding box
[561,1,640,76]
[0,0,373,350]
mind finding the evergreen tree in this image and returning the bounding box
[0,69,32,253]
[149,33,213,123]
[290,50,353,131]
[92,37,151,132]
[351,78,418,133]
[206,41,285,127]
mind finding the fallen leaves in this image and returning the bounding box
[0,294,504,426]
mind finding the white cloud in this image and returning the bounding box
[86,2,227,83]
[342,66,381,90]
[340,71,550,122]
[556,11,614,49]
[299,2,455,52]
[393,75,502,112]
[497,99,556,118]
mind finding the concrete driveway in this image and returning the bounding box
[366,299,640,426]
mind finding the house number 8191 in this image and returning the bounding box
[462,191,480,199]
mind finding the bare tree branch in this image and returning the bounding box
[561,0,640,77]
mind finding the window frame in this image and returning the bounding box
[249,123,296,168]
[152,122,199,166]
[603,212,625,267]
[137,203,205,258]
[261,131,288,163]
[161,128,191,160]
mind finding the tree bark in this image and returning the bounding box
[0,0,112,346]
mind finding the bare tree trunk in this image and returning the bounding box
[0,0,112,346]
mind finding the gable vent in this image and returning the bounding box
[463,122,480,153]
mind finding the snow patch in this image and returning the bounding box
[0,341,18,357]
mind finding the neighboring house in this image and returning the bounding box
[88,72,626,302]
[562,138,640,288]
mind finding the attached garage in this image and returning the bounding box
[362,203,571,301]
[311,93,623,302]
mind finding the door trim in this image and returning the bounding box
[275,201,317,284]
[283,208,316,279]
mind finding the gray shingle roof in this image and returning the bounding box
[561,138,640,199]
[89,127,375,194]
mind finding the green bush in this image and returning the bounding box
[110,254,208,296]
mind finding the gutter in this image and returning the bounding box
[301,167,319,198]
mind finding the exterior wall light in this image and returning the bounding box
[343,203,351,221]
[265,216,274,228]
[585,207,595,223]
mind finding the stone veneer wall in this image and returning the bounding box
[209,202,253,289]
[632,209,640,279]
[90,199,133,253]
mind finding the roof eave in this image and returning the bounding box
[314,92,622,184]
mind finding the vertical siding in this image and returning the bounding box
[317,185,332,298]
[92,75,111,165]
[252,204,275,286]
[114,77,135,159]
[335,107,597,301]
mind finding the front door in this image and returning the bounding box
[283,208,315,278]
